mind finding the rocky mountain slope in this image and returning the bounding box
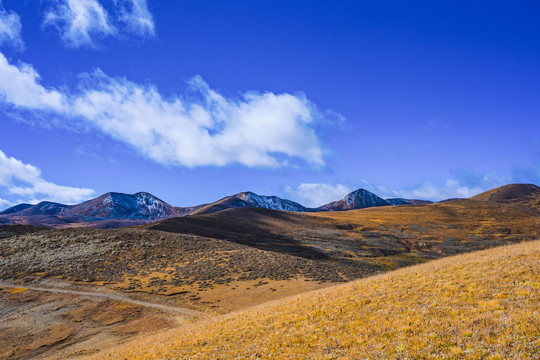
[0,192,206,227]
[317,188,390,211]
[190,191,309,215]
[66,192,181,220]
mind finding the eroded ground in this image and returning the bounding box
[0,280,182,360]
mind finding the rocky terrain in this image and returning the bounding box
[317,188,391,211]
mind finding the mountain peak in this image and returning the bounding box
[190,191,309,216]
[65,191,173,220]
[318,188,389,211]
[236,192,308,212]
[343,188,371,204]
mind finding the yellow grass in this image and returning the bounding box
[7,287,28,294]
[87,240,540,360]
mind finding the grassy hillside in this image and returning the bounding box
[91,240,540,360]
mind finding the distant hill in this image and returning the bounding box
[0,203,33,215]
[386,198,434,205]
[15,201,70,216]
[317,188,390,211]
[472,183,540,213]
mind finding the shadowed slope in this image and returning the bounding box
[148,208,330,259]
[0,204,33,215]
[386,198,434,205]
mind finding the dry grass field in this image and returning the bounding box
[89,240,540,360]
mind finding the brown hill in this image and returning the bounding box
[472,183,540,213]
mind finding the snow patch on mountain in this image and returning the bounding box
[318,189,390,211]
[237,192,309,212]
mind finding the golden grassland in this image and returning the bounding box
[88,240,540,360]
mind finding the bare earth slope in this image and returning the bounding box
[91,240,540,360]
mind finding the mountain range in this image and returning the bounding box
[1,183,538,228]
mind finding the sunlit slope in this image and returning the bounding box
[91,240,540,360]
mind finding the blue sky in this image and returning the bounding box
[0,0,539,209]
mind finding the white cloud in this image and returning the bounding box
[0,3,24,50]
[0,53,66,110]
[0,197,11,208]
[44,0,116,48]
[285,173,511,208]
[359,174,511,201]
[116,0,154,37]
[43,0,155,48]
[0,149,95,207]
[388,180,484,200]
[0,52,327,168]
[284,183,352,207]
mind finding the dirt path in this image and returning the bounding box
[0,282,206,318]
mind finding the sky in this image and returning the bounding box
[0,0,539,210]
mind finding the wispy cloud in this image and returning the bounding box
[359,172,511,201]
[0,2,24,50]
[44,0,116,48]
[284,183,352,207]
[0,149,95,208]
[43,0,155,48]
[115,0,154,37]
[0,52,327,168]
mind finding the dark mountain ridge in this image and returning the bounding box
[0,203,33,215]
[386,198,434,206]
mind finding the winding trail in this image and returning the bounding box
[0,282,206,318]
